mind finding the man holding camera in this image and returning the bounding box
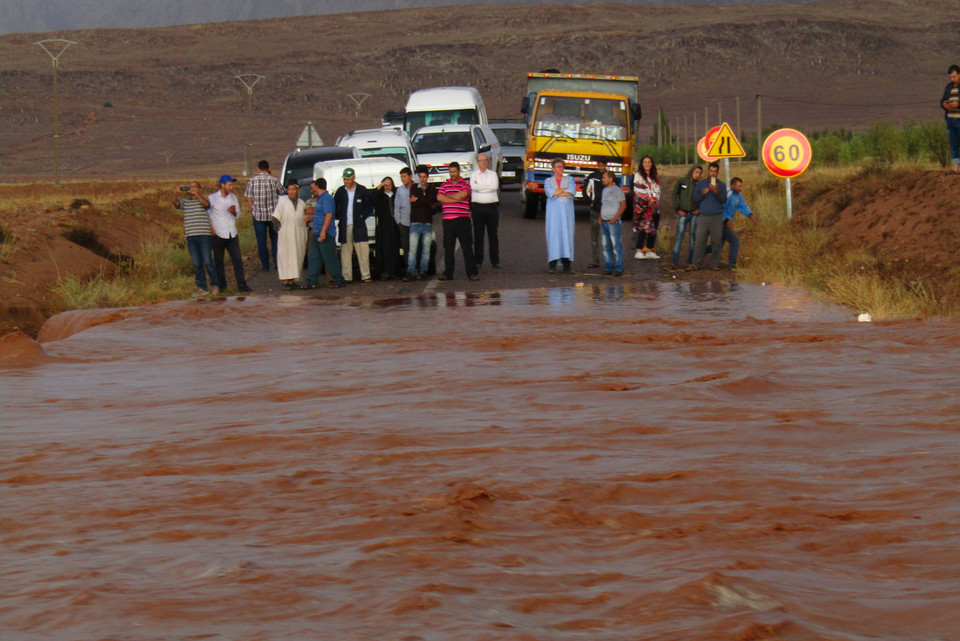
[172,181,218,295]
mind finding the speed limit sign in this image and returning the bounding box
[762,129,812,178]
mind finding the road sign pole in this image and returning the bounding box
[722,157,730,187]
[785,177,792,221]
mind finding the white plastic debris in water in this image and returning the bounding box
[858,313,872,323]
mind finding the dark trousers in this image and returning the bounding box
[305,233,344,286]
[442,216,477,278]
[692,213,724,269]
[212,234,247,290]
[252,218,278,271]
[589,208,601,264]
[470,201,499,266]
[398,223,410,265]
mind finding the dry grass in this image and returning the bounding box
[733,161,953,319]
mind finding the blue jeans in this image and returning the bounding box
[407,222,434,275]
[252,218,278,270]
[186,234,217,289]
[600,219,623,272]
[671,214,697,265]
[948,118,960,166]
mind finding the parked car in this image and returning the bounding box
[280,146,358,199]
[488,121,526,185]
[311,157,408,246]
[410,124,502,184]
[336,128,418,169]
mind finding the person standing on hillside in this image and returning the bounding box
[244,160,285,271]
[670,164,701,269]
[940,64,960,173]
[584,160,617,269]
[437,161,478,281]
[406,165,438,281]
[172,181,218,296]
[711,177,756,270]
[208,175,251,293]
[470,153,500,269]
[633,155,661,260]
[334,167,374,283]
[689,161,727,271]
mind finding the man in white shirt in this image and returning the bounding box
[208,175,251,293]
[469,153,500,269]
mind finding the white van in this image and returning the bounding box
[411,124,502,183]
[403,87,488,137]
[312,157,407,244]
[336,128,418,169]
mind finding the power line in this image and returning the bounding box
[757,94,930,108]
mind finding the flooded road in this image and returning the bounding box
[2,283,959,641]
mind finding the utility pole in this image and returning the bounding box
[735,96,742,167]
[35,39,77,187]
[693,111,697,151]
[235,73,265,177]
[756,94,762,166]
[347,93,372,120]
[684,113,689,165]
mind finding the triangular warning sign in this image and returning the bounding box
[706,122,745,158]
[296,122,323,148]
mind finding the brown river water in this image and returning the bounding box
[2,282,959,641]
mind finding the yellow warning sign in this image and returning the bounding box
[706,122,746,158]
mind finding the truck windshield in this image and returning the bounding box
[412,132,473,155]
[532,97,628,142]
[405,109,479,136]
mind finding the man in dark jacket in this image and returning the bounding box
[670,164,701,269]
[334,167,375,283]
[689,162,727,271]
[940,64,960,174]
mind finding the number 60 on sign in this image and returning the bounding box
[761,129,812,179]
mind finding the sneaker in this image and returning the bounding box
[646,251,660,259]
[210,286,220,295]
[238,284,252,293]
[634,249,644,259]
[602,270,612,275]
[612,270,623,277]
[192,288,207,297]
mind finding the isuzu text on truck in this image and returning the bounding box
[520,73,641,218]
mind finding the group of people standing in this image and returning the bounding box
[175,154,756,295]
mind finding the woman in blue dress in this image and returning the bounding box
[544,158,575,273]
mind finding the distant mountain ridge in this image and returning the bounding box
[2,0,820,36]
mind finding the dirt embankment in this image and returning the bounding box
[798,168,960,305]
[0,186,182,336]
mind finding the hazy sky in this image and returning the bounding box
[1,0,823,36]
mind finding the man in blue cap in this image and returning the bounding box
[208,174,251,293]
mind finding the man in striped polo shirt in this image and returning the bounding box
[437,161,479,281]
[172,181,218,295]
[940,65,960,174]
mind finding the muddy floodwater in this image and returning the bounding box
[2,282,959,641]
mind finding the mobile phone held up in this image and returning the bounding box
[710,177,717,187]
[179,185,191,192]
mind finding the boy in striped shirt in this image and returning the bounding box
[437,162,479,281]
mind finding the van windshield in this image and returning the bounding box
[357,146,410,165]
[412,132,474,155]
[405,109,479,136]
[532,97,629,142]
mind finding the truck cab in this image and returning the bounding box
[520,73,641,219]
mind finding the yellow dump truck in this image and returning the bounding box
[520,73,641,218]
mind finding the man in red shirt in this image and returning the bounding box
[436,162,478,281]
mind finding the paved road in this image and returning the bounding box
[247,185,668,297]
